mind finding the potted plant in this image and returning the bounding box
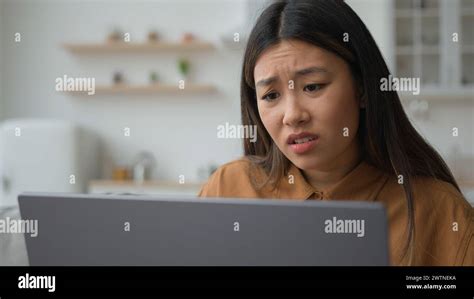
[178,58,190,80]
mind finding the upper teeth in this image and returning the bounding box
[294,137,315,144]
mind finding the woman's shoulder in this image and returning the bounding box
[380,174,470,209]
[206,157,259,183]
[197,157,272,198]
[382,174,472,225]
[413,177,473,265]
[211,157,254,176]
[410,176,471,211]
[381,174,473,265]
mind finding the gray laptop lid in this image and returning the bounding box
[18,192,389,266]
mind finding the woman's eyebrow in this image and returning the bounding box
[256,76,278,88]
[255,66,329,88]
[295,66,329,77]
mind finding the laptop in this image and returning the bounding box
[18,192,389,266]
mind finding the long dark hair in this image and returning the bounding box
[240,0,462,265]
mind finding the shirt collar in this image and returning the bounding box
[276,160,389,201]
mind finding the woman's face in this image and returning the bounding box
[253,39,362,172]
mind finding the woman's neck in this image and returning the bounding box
[301,143,362,191]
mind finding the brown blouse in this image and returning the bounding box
[198,158,474,266]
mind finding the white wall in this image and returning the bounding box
[0,1,3,121]
[1,0,472,186]
[1,0,249,183]
[346,0,395,71]
[347,0,473,183]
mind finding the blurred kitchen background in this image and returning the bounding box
[0,0,473,206]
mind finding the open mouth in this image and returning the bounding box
[287,133,319,154]
[291,136,317,144]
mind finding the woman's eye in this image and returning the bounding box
[303,83,323,92]
[261,92,279,101]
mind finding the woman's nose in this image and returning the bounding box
[282,95,310,127]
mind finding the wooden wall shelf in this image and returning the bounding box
[67,84,217,95]
[88,180,203,196]
[89,180,203,188]
[63,41,215,53]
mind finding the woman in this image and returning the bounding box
[198,0,473,266]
